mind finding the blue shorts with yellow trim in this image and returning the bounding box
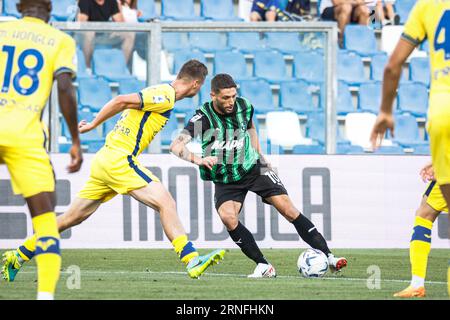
[0,145,55,198]
[424,180,448,213]
[77,146,160,203]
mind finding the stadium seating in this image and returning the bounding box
[358,81,382,113]
[395,0,416,24]
[3,0,20,18]
[162,33,190,52]
[344,25,378,57]
[172,49,207,74]
[370,53,388,81]
[265,111,316,150]
[199,76,212,104]
[92,49,135,82]
[264,32,308,54]
[160,118,181,146]
[292,144,325,154]
[78,77,112,112]
[118,79,146,95]
[397,82,428,117]
[336,144,365,154]
[77,108,105,153]
[189,32,229,53]
[413,144,430,155]
[373,145,405,154]
[293,51,325,83]
[345,112,393,149]
[174,97,197,115]
[409,57,431,87]
[214,51,253,81]
[337,82,356,115]
[138,0,158,22]
[161,0,204,20]
[228,32,267,54]
[51,0,77,21]
[201,0,242,21]
[253,50,290,83]
[103,114,121,137]
[239,79,276,114]
[76,47,91,79]
[392,113,427,147]
[337,51,367,85]
[279,80,315,114]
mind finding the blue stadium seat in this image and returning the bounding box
[103,113,121,137]
[199,76,212,104]
[138,0,158,22]
[78,78,112,112]
[189,32,229,53]
[338,51,367,85]
[337,82,355,115]
[118,79,146,95]
[161,0,204,20]
[395,0,416,24]
[409,57,430,87]
[239,79,276,114]
[358,81,382,113]
[214,51,253,81]
[76,47,91,79]
[279,80,315,113]
[201,0,242,21]
[264,32,308,54]
[162,33,190,52]
[373,145,405,154]
[77,108,105,152]
[172,49,207,74]
[3,0,20,17]
[421,40,429,54]
[292,144,325,154]
[344,25,378,57]
[306,112,351,146]
[228,32,266,54]
[160,118,180,146]
[336,144,365,154]
[397,82,428,117]
[92,49,135,82]
[51,0,77,21]
[370,53,388,81]
[413,144,430,155]
[294,51,324,83]
[253,50,290,83]
[174,97,197,114]
[392,113,427,147]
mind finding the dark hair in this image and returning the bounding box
[120,0,138,9]
[211,74,237,93]
[177,59,208,81]
[19,0,51,7]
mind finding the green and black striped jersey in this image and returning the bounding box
[184,97,260,184]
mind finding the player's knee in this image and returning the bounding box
[154,192,177,213]
[415,205,438,222]
[337,4,352,16]
[219,211,239,229]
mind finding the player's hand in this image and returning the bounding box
[67,142,83,173]
[199,156,218,170]
[79,120,94,134]
[370,112,395,150]
[419,162,434,182]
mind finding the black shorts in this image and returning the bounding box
[214,162,288,211]
[321,6,360,23]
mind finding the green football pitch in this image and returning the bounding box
[0,249,448,300]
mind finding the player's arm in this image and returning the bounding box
[56,73,83,173]
[79,93,141,133]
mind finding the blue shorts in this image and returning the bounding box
[251,0,281,19]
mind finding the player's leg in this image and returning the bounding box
[394,189,441,298]
[217,200,276,278]
[333,3,352,46]
[129,182,225,278]
[82,31,95,69]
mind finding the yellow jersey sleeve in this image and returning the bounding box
[402,0,427,46]
[138,85,175,115]
[53,35,77,78]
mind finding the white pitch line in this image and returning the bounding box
[19,269,448,286]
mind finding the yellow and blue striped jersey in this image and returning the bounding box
[105,83,176,156]
[402,0,450,93]
[0,17,77,147]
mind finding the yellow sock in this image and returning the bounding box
[32,212,61,297]
[410,216,432,281]
[17,234,37,262]
[172,235,199,265]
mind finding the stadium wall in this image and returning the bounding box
[0,154,448,249]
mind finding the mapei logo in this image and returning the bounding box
[211,138,244,150]
[36,238,58,252]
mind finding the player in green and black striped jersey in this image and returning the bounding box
[170,74,347,277]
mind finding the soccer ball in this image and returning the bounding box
[297,249,329,278]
